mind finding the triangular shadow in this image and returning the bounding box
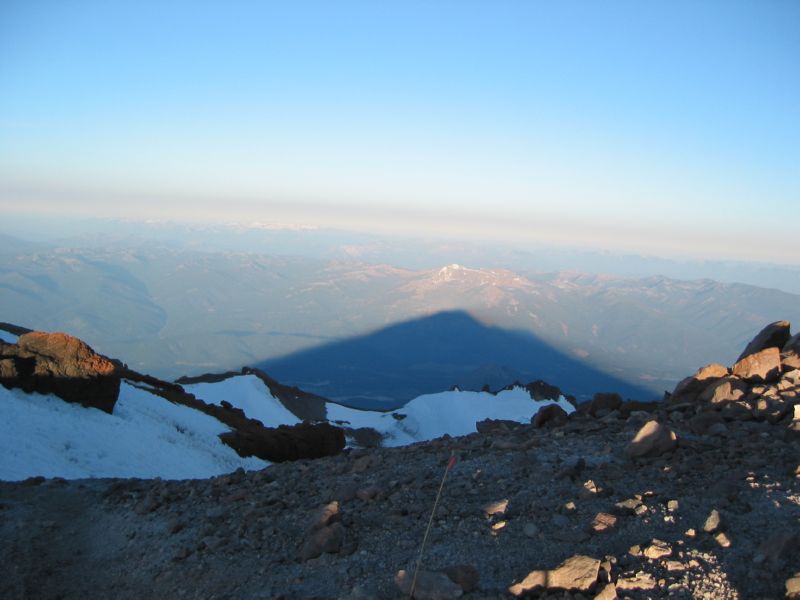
[254,310,656,409]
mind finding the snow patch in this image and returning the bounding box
[183,374,300,427]
[0,382,267,481]
[326,386,574,447]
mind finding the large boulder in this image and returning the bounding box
[668,363,729,404]
[737,321,791,362]
[732,347,782,383]
[0,332,120,413]
[219,421,345,462]
[699,377,748,405]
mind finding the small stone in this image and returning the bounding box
[786,572,800,598]
[686,528,696,538]
[491,521,507,531]
[715,532,732,548]
[667,500,679,512]
[665,560,685,572]
[643,539,672,559]
[442,565,480,593]
[483,499,508,517]
[703,509,722,533]
[590,512,617,534]
[616,571,657,591]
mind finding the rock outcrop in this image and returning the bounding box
[0,332,120,413]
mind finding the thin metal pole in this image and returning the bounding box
[409,453,456,599]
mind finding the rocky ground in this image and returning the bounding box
[2,406,799,599]
[1,321,800,599]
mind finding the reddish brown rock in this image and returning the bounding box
[737,320,791,362]
[669,363,729,403]
[732,347,782,383]
[0,331,120,413]
[509,555,600,596]
[699,376,748,405]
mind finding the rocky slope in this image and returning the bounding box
[1,322,799,598]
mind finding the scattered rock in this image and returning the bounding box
[616,571,657,591]
[625,420,677,458]
[590,512,617,534]
[532,403,568,428]
[643,539,672,559]
[703,509,722,533]
[483,499,508,517]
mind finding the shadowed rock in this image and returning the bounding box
[219,422,345,463]
[737,321,791,362]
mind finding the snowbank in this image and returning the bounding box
[183,374,300,427]
[327,386,574,447]
[0,382,267,480]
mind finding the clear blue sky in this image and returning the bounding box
[1,1,798,261]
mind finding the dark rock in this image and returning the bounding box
[588,392,622,416]
[523,379,563,401]
[299,522,344,560]
[532,403,568,428]
[219,422,345,462]
[442,565,479,592]
[476,419,519,434]
[687,411,726,434]
[737,321,791,362]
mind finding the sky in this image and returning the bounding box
[1,1,798,262]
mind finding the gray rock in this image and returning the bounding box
[625,420,677,458]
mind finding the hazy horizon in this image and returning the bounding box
[2,2,798,264]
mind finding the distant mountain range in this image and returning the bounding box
[2,239,799,404]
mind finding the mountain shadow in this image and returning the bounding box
[255,310,656,409]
